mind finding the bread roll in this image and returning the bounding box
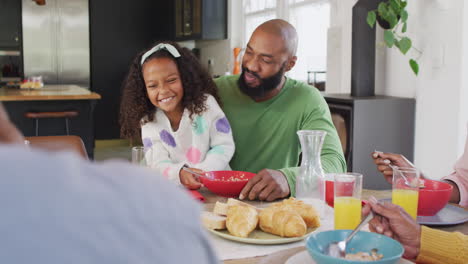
[227,198,262,213]
[213,201,229,216]
[227,198,253,208]
[226,205,258,238]
[201,211,226,230]
[259,206,307,237]
[272,198,320,228]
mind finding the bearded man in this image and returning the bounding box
[215,19,346,201]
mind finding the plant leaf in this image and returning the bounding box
[410,59,419,75]
[394,39,400,49]
[367,11,377,28]
[400,9,408,23]
[402,22,407,33]
[390,0,401,14]
[387,8,398,28]
[401,1,407,8]
[389,0,401,12]
[384,30,395,47]
[398,37,412,54]
[378,2,388,20]
[390,17,398,28]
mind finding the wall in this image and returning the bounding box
[327,0,356,93]
[460,0,468,155]
[328,0,468,179]
[385,0,466,178]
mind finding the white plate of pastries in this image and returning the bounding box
[202,198,320,245]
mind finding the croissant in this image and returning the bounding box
[226,205,259,238]
[259,206,307,237]
[272,198,320,228]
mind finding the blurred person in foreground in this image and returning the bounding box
[372,124,468,207]
[0,103,218,264]
[0,103,24,144]
[362,198,468,264]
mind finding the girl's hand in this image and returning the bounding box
[179,167,203,190]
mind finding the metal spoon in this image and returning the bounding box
[324,211,375,258]
[181,165,214,180]
[374,151,423,189]
[388,164,412,187]
[388,164,424,188]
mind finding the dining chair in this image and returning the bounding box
[25,135,88,160]
[331,113,347,156]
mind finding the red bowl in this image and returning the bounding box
[418,179,453,216]
[200,171,256,197]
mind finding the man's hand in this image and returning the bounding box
[179,168,203,190]
[363,197,421,259]
[371,152,419,184]
[239,169,290,201]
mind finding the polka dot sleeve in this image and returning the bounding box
[194,96,235,171]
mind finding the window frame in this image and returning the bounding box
[241,0,331,82]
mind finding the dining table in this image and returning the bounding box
[198,188,468,264]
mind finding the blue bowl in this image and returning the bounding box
[306,230,404,264]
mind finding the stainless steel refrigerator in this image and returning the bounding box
[22,0,89,88]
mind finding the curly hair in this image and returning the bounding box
[119,41,221,139]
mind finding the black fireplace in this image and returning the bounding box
[325,94,415,190]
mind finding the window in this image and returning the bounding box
[242,0,330,83]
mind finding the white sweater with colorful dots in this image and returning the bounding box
[141,94,235,184]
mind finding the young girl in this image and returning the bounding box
[120,41,235,189]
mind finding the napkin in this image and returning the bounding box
[187,190,205,202]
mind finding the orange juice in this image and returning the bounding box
[334,197,362,230]
[392,189,419,219]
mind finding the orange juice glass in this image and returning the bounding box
[392,167,420,219]
[334,173,362,230]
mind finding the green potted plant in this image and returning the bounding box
[366,0,420,75]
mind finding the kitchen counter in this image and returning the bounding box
[0,85,101,101]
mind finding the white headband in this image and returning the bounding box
[140,43,181,65]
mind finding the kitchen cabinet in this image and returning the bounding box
[174,0,227,40]
[0,0,22,48]
[90,0,172,139]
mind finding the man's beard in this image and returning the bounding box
[238,64,285,98]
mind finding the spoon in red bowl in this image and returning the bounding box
[182,165,214,181]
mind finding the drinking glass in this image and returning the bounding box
[334,173,363,230]
[392,167,420,219]
[324,173,335,207]
[131,146,151,166]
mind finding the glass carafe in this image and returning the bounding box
[296,130,327,216]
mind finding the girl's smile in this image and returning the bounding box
[158,96,176,104]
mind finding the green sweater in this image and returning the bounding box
[215,75,346,196]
